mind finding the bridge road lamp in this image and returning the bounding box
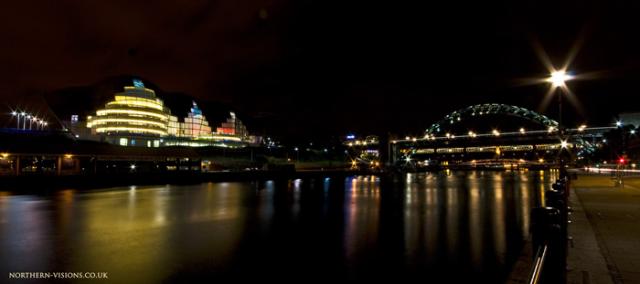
[20,112,26,130]
[11,111,18,129]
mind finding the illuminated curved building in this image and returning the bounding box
[87,79,175,146]
[85,79,257,148]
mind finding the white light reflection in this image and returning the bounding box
[446,174,460,255]
[344,176,380,262]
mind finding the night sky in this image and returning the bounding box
[1,0,640,141]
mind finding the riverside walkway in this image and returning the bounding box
[568,174,640,284]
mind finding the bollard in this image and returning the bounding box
[531,207,561,252]
[546,186,568,253]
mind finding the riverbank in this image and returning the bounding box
[508,173,634,284]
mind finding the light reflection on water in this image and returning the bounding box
[0,171,551,283]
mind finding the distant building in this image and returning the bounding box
[216,112,248,139]
[163,109,246,148]
[87,79,173,147]
[177,102,212,138]
[84,79,257,148]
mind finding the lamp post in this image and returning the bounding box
[30,116,37,130]
[11,111,18,129]
[21,112,26,129]
[547,70,574,169]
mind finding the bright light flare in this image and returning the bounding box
[548,70,573,87]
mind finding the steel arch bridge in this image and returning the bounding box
[426,103,559,135]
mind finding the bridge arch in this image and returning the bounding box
[426,103,558,134]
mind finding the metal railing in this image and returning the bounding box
[527,169,570,284]
[528,244,548,284]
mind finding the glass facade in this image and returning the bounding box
[216,112,248,139]
[178,102,212,138]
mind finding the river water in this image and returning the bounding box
[0,170,554,283]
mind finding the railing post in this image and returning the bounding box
[529,175,570,284]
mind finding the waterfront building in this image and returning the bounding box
[216,112,248,139]
[163,111,247,147]
[178,102,212,138]
[85,79,255,148]
[86,79,173,147]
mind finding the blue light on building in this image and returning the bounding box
[133,79,145,88]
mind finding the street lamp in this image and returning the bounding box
[30,116,38,130]
[547,70,573,127]
[20,112,26,129]
[24,114,31,130]
[11,111,19,129]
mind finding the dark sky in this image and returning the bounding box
[1,0,640,141]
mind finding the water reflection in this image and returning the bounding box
[469,172,483,270]
[0,171,551,283]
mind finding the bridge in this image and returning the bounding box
[390,103,616,170]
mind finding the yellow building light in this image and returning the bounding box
[124,86,157,94]
[87,118,168,129]
[96,109,169,120]
[95,127,167,136]
[107,98,164,111]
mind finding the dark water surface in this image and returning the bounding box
[0,171,554,283]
